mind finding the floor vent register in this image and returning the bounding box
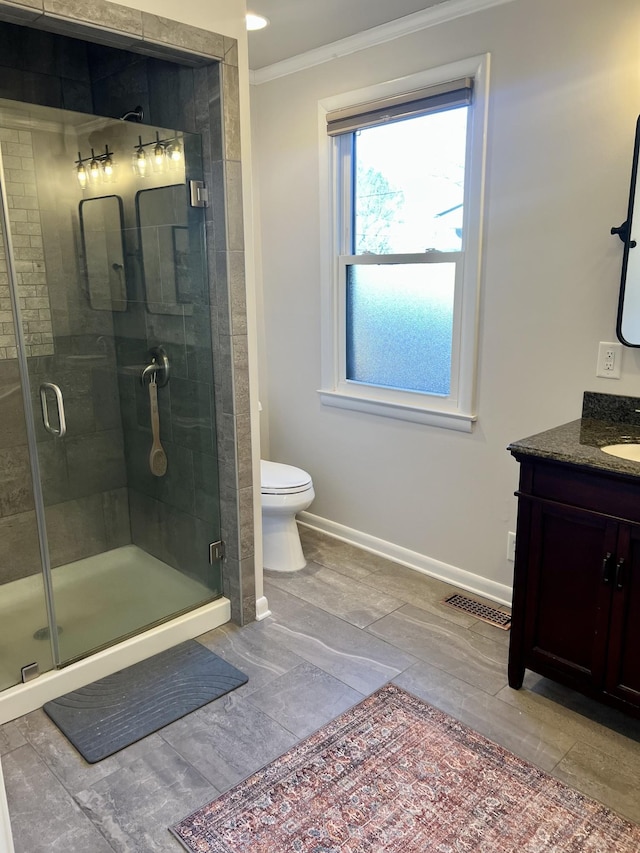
[442,594,511,630]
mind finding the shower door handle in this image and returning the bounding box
[39,382,67,438]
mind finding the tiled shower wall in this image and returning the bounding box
[0,128,53,359]
[0,6,255,624]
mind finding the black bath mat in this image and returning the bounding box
[43,641,248,763]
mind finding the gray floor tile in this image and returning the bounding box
[74,742,217,853]
[362,563,512,640]
[264,583,417,694]
[265,561,404,627]
[361,561,476,624]
[196,620,305,695]
[15,708,168,795]
[160,690,297,793]
[496,678,640,766]
[469,618,511,645]
[245,660,364,738]
[299,525,394,579]
[0,720,26,755]
[4,743,115,853]
[522,671,640,741]
[393,660,575,772]
[553,739,640,823]
[368,602,509,695]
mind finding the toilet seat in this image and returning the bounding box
[261,460,312,495]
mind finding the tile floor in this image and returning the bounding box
[1,526,639,852]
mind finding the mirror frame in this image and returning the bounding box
[135,183,190,314]
[615,114,640,347]
[79,194,127,312]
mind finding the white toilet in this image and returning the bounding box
[261,460,315,572]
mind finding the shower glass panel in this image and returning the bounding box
[0,97,222,676]
[0,340,53,692]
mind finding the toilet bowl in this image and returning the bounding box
[261,460,314,572]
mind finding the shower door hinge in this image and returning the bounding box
[21,662,40,683]
[209,540,225,563]
[189,180,209,208]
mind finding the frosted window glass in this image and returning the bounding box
[354,107,467,254]
[346,263,455,395]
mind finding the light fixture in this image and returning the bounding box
[89,151,101,181]
[153,132,165,167]
[102,145,114,180]
[166,140,182,163]
[132,133,183,174]
[134,136,148,176]
[76,153,88,188]
[75,145,115,188]
[246,12,269,31]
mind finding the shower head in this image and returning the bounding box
[119,105,144,123]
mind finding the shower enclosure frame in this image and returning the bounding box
[0,0,257,726]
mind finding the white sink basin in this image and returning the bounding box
[600,443,640,462]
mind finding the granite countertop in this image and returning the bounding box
[508,392,640,479]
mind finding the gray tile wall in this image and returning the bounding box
[82,38,254,621]
[0,129,54,359]
[85,46,224,595]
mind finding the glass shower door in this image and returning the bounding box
[0,309,54,691]
[0,97,222,672]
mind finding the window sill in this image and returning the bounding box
[318,389,476,432]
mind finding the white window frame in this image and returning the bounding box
[317,54,490,432]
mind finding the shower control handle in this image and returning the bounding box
[140,345,170,388]
[39,382,67,438]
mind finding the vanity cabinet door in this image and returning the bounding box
[521,500,615,691]
[604,522,640,707]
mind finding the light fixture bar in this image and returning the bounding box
[75,145,114,187]
[132,133,182,174]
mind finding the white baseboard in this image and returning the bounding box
[255,596,272,621]
[298,512,512,607]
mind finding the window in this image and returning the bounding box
[318,56,489,431]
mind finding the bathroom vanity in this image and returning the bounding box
[508,392,640,718]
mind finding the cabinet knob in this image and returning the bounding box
[615,557,626,590]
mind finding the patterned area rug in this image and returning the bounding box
[171,683,640,852]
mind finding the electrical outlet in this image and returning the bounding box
[596,341,622,379]
[507,531,516,562]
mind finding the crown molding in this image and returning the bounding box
[250,0,515,85]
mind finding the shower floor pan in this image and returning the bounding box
[0,545,215,691]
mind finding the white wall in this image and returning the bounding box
[251,0,640,597]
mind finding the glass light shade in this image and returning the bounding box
[168,141,182,162]
[153,142,165,167]
[76,163,88,188]
[89,158,100,181]
[135,147,147,176]
[103,155,114,178]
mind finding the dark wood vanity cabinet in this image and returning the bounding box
[508,455,640,717]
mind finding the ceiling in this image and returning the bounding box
[246,0,448,69]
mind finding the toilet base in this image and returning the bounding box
[262,513,307,572]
